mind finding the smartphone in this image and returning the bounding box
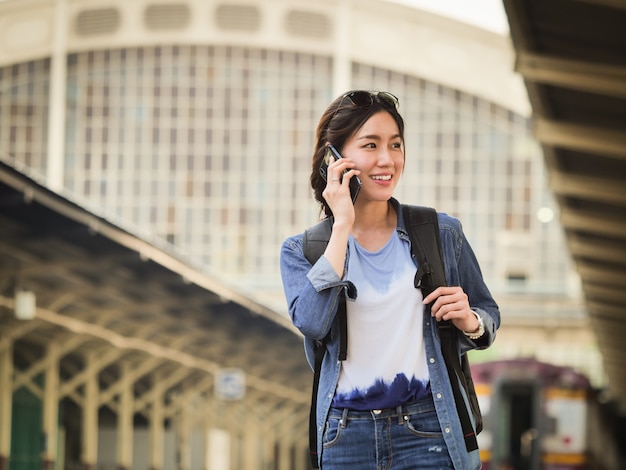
[319,144,361,203]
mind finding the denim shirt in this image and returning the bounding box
[279,198,500,470]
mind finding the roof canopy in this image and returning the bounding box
[504,0,626,413]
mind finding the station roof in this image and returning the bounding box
[503,0,626,413]
[0,160,311,412]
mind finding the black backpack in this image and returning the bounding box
[303,204,482,468]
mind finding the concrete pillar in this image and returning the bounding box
[46,0,68,191]
[227,405,241,470]
[81,353,98,470]
[242,413,258,470]
[42,342,60,470]
[207,428,230,470]
[178,383,192,470]
[277,437,291,470]
[148,373,164,470]
[116,362,133,470]
[295,442,309,470]
[201,403,210,470]
[0,341,13,470]
[332,0,353,95]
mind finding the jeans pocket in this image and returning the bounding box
[403,408,444,438]
[322,416,344,448]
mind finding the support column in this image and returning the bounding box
[148,373,164,470]
[201,401,210,470]
[242,412,258,470]
[263,424,276,470]
[46,0,68,191]
[207,428,230,470]
[42,342,60,470]
[295,441,309,470]
[81,353,98,470]
[116,362,133,470]
[178,383,192,470]
[332,0,353,95]
[206,395,231,470]
[0,341,13,470]
[277,435,291,470]
[227,405,241,470]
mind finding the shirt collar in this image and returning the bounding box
[389,198,410,240]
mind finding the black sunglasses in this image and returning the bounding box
[342,90,399,110]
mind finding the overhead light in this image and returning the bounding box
[15,290,36,320]
[537,207,554,223]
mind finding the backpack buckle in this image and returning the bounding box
[414,262,432,288]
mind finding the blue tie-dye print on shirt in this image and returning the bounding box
[333,232,431,411]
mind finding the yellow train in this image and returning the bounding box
[471,359,591,470]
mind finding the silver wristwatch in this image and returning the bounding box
[463,310,485,340]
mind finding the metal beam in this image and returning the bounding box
[516,51,626,98]
[549,172,626,205]
[568,234,626,263]
[26,305,306,404]
[560,208,626,240]
[534,118,626,160]
[577,262,626,288]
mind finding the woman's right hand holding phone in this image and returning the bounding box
[321,154,360,276]
[322,154,359,226]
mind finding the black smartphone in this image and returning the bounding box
[319,144,361,203]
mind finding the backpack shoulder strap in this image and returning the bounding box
[303,217,333,265]
[402,204,479,452]
[401,205,447,294]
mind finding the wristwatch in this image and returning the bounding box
[463,310,485,340]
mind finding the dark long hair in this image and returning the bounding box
[310,90,405,217]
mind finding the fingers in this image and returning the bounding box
[327,154,356,180]
[329,169,357,183]
[422,286,451,305]
[424,286,471,322]
[322,155,359,223]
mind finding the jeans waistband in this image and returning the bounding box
[328,394,435,421]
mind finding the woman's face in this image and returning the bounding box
[341,110,405,204]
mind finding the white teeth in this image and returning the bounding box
[372,175,391,181]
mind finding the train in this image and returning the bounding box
[471,358,592,470]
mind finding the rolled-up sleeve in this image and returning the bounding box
[280,234,355,340]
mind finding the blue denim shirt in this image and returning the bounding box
[280,199,500,470]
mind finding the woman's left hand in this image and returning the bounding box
[422,286,479,334]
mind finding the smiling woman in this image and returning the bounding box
[280,90,500,469]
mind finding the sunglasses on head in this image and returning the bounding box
[342,90,399,110]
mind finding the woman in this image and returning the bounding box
[280,90,500,469]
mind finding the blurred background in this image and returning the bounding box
[0,0,624,469]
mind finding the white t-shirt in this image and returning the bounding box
[333,231,431,410]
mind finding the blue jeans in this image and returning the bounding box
[321,395,454,469]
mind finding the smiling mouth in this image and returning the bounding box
[372,175,392,181]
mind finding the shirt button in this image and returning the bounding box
[444,427,451,433]
[373,409,382,415]
[429,358,435,363]
[436,393,442,399]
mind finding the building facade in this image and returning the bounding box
[0,0,601,388]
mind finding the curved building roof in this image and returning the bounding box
[0,159,311,411]
[0,0,529,116]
